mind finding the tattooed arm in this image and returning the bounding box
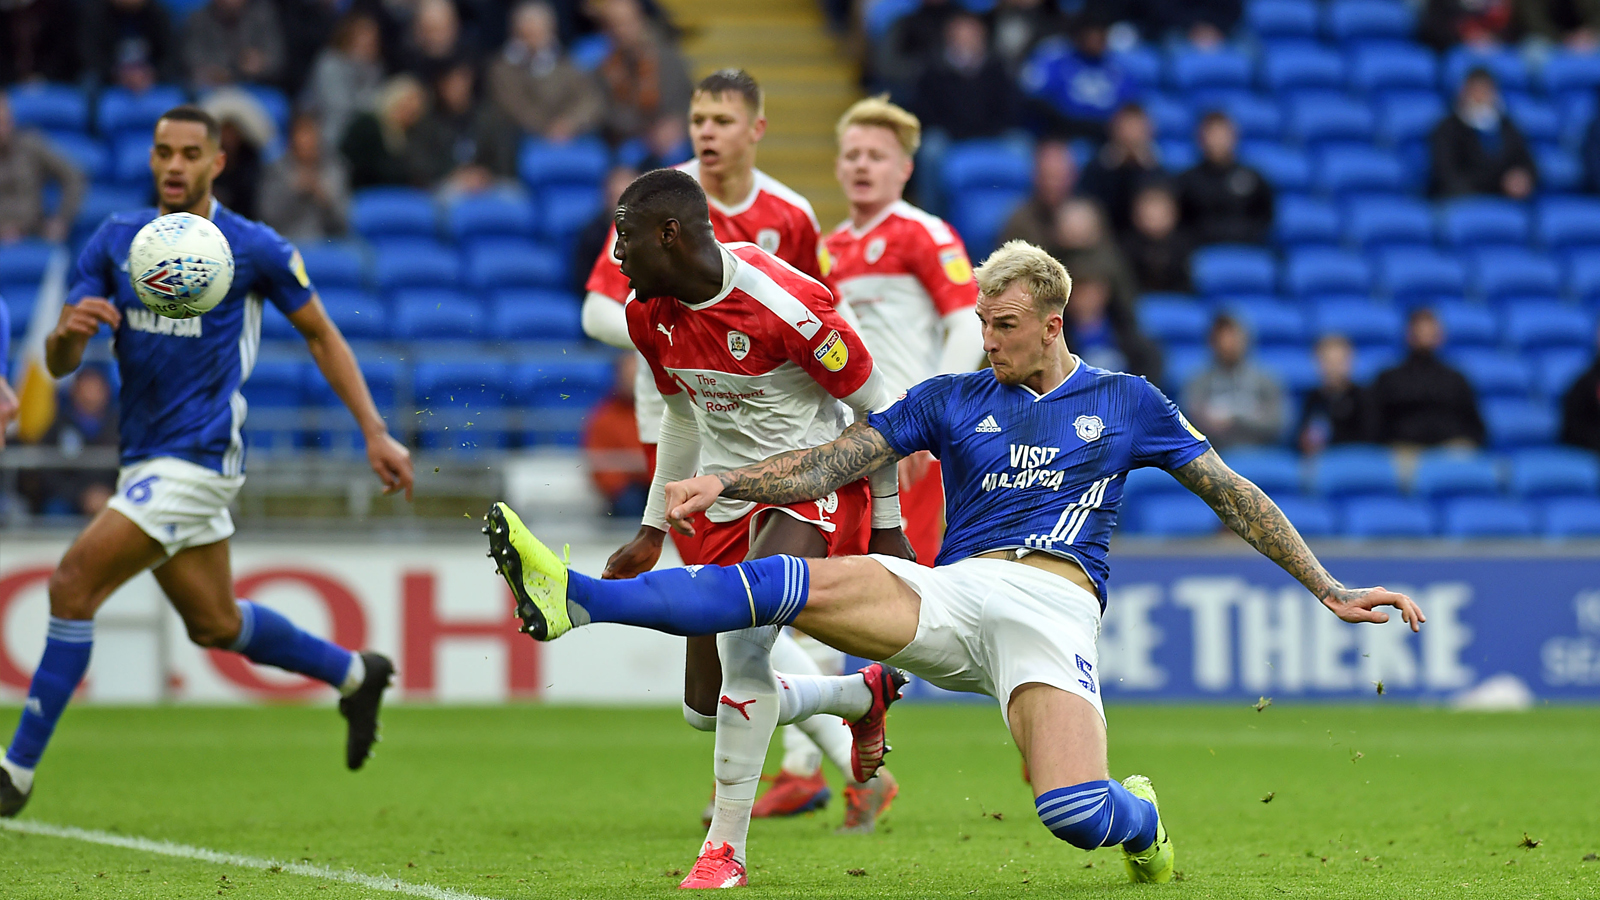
[1170,448,1427,631]
[662,422,905,534]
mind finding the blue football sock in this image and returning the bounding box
[6,618,94,770]
[1035,780,1159,852]
[567,555,809,636]
[230,601,355,688]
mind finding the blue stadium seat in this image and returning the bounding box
[393,289,485,340]
[942,140,1033,194]
[373,242,460,292]
[1535,197,1600,250]
[518,137,608,190]
[412,360,510,451]
[1197,91,1281,140]
[1313,445,1400,497]
[0,240,56,285]
[1541,50,1600,98]
[491,290,583,340]
[1439,198,1529,248]
[1239,142,1311,191]
[296,242,367,289]
[1169,48,1254,91]
[1533,147,1582,193]
[306,358,399,411]
[318,288,389,340]
[1432,302,1499,347]
[1472,248,1562,302]
[1275,195,1340,246]
[236,85,290,135]
[1142,93,1194,138]
[1311,297,1402,348]
[1325,0,1414,42]
[1290,95,1377,145]
[1507,96,1562,143]
[1352,344,1402,381]
[1284,248,1371,296]
[511,356,614,408]
[1248,0,1319,39]
[1155,138,1199,171]
[242,360,304,407]
[1505,304,1593,352]
[1225,298,1307,346]
[1348,42,1436,92]
[96,86,186,137]
[1261,45,1345,93]
[539,184,604,241]
[350,188,437,239]
[950,188,1026,258]
[1441,46,1530,92]
[45,133,110,183]
[1343,195,1433,249]
[1509,447,1600,498]
[1314,145,1403,195]
[864,0,918,40]
[7,84,89,133]
[1342,496,1437,537]
[1535,347,1591,397]
[1254,345,1320,391]
[445,193,536,242]
[1113,46,1164,89]
[1412,451,1501,500]
[111,134,152,184]
[1138,296,1210,345]
[73,184,145,234]
[1192,245,1278,295]
[1163,345,1212,393]
[1375,90,1445,145]
[1448,349,1535,397]
[1443,497,1536,538]
[1223,447,1303,494]
[1272,496,1338,535]
[1566,251,1600,301]
[1133,493,1220,536]
[463,240,565,290]
[1542,497,1600,537]
[1483,398,1559,449]
[1124,465,1189,499]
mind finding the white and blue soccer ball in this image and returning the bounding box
[127,212,235,319]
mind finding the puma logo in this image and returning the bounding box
[719,695,756,720]
[657,323,675,345]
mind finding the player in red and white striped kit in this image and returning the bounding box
[823,97,986,564]
[598,169,913,887]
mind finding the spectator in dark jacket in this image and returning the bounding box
[595,0,692,147]
[1418,0,1530,50]
[1064,273,1163,382]
[1297,334,1378,454]
[1373,308,1485,448]
[399,0,475,85]
[998,139,1076,249]
[873,0,959,98]
[182,0,285,88]
[1018,13,1136,140]
[1559,323,1600,453]
[80,0,181,89]
[1128,0,1241,47]
[1120,181,1192,293]
[488,1,605,141]
[988,0,1067,75]
[1430,68,1536,199]
[1175,111,1273,245]
[407,62,520,193]
[0,0,78,84]
[1080,102,1161,237]
[341,75,427,189]
[913,14,1019,141]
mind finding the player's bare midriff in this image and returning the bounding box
[974,549,1096,596]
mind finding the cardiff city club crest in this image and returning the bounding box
[1074,414,1105,443]
[727,330,751,361]
[865,237,886,264]
[757,228,781,254]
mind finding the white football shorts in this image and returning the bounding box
[107,456,247,556]
[874,554,1106,728]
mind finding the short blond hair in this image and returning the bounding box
[975,240,1073,315]
[835,95,921,156]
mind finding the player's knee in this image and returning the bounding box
[682,701,717,732]
[184,609,242,649]
[46,565,96,620]
[1035,781,1113,850]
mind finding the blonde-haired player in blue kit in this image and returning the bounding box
[0,106,413,817]
[485,240,1428,885]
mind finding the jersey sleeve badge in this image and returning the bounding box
[817,244,832,277]
[813,329,849,372]
[939,247,973,284]
[1179,411,1207,441]
[289,249,311,288]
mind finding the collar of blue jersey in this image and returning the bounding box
[678,244,739,311]
[1011,353,1082,402]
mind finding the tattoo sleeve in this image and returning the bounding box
[715,421,906,506]
[1169,448,1351,602]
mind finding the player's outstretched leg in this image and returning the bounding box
[1035,777,1170,883]
[1,618,94,818]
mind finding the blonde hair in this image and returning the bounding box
[835,95,921,156]
[975,240,1073,315]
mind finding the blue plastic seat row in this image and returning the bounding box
[1276,196,1600,253]
[1126,489,1600,538]
[257,287,584,342]
[243,355,614,411]
[294,239,570,292]
[350,187,602,244]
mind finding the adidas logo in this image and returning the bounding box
[24,698,42,717]
[975,415,1002,434]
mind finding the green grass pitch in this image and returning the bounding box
[1,703,1596,898]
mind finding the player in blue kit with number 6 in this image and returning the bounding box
[0,106,414,818]
[486,240,1429,885]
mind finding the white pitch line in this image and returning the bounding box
[0,819,502,900]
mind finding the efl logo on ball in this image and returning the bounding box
[127,212,235,319]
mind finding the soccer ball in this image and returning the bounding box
[127,212,234,319]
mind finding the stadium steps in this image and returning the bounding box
[662,0,860,227]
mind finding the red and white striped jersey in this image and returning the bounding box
[626,242,875,522]
[822,200,978,392]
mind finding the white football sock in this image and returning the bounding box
[338,653,366,697]
[797,708,869,786]
[779,723,823,777]
[771,629,825,774]
[704,625,780,865]
[0,755,34,794]
[770,628,873,723]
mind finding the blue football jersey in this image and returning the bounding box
[867,360,1211,606]
[67,201,315,475]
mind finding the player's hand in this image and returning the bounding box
[366,432,414,501]
[57,298,121,339]
[1321,586,1426,632]
[603,526,665,578]
[0,377,18,449]
[867,527,916,562]
[898,450,935,485]
[665,474,724,535]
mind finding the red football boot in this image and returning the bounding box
[679,842,747,889]
[752,769,831,818]
[837,769,899,834]
[848,663,908,783]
